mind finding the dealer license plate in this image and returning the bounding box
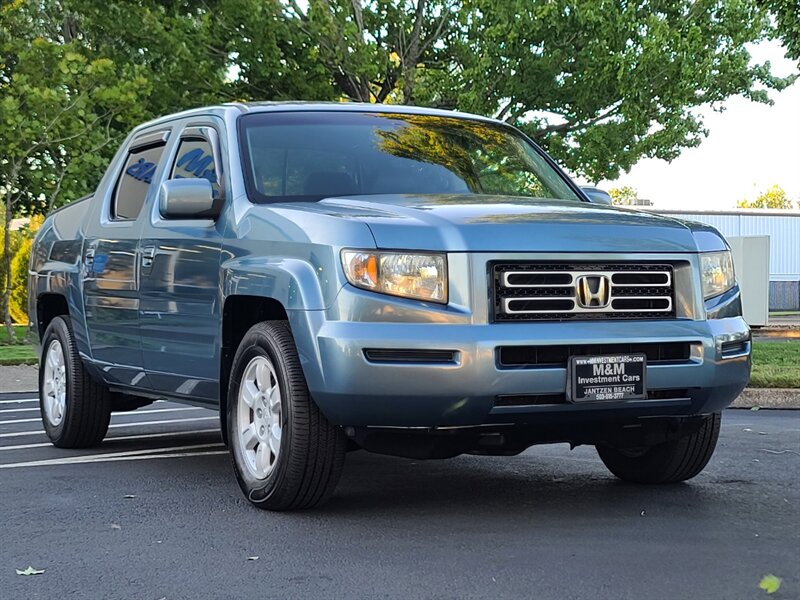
[567,354,647,403]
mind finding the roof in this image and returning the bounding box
[133,101,502,132]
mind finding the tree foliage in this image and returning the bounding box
[609,186,640,206]
[0,1,148,332]
[763,0,800,61]
[9,214,43,325]
[737,184,792,209]
[453,0,794,181]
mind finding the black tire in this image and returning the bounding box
[39,316,111,448]
[227,321,346,511]
[596,413,722,484]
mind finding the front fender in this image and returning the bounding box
[221,256,339,310]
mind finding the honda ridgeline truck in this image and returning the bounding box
[29,104,751,510]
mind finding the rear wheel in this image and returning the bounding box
[596,413,721,484]
[227,321,346,511]
[39,316,111,448]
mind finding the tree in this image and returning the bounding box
[763,0,800,61]
[272,0,459,104]
[452,0,796,182]
[244,1,796,182]
[737,184,792,208]
[0,2,148,336]
[609,186,640,206]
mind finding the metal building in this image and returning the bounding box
[652,209,800,311]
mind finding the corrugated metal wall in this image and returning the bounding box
[653,210,800,281]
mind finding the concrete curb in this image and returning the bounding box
[732,388,800,410]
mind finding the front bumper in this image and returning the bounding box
[291,309,751,427]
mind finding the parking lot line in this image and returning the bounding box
[0,429,220,451]
[0,405,200,415]
[0,416,218,438]
[62,449,228,465]
[0,398,38,405]
[0,406,204,426]
[0,443,225,469]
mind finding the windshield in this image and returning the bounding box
[239,111,582,203]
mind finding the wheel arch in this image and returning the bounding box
[36,293,70,339]
[220,295,289,442]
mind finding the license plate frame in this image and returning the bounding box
[567,353,647,403]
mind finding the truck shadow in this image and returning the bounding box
[322,446,729,519]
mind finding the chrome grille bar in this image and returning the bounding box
[493,263,675,321]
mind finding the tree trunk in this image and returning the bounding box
[2,191,15,341]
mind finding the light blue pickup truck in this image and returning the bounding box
[29,103,751,510]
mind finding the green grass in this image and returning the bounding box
[0,344,38,365]
[0,325,37,365]
[0,325,30,344]
[0,328,796,388]
[750,341,800,389]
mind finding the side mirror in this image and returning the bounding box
[159,179,218,219]
[580,186,613,206]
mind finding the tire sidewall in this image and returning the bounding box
[39,317,72,442]
[227,330,293,504]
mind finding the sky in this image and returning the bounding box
[594,41,800,210]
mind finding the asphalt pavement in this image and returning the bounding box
[0,392,797,600]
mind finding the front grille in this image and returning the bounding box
[493,262,675,321]
[497,342,693,368]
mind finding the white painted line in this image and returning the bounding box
[60,450,229,466]
[0,443,225,469]
[112,407,206,417]
[0,429,219,451]
[0,416,217,438]
[0,398,38,405]
[0,416,41,425]
[0,406,205,426]
[1,404,197,416]
[0,398,170,405]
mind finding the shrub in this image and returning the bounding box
[8,215,43,325]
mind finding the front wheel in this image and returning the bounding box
[596,413,721,484]
[227,321,346,511]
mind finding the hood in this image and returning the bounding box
[317,194,702,253]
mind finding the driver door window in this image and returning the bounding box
[171,137,221,200]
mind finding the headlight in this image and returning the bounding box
[700,251,735,299]
[341,250,448,303]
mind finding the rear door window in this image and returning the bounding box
[113,142,167,220]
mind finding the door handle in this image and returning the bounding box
[84,247,95,270]
[141,246,156,268]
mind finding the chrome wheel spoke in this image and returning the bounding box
[241,380,258,408]
[267,385,280,413]
[268,424,281,456]
[241,423,258,450]
[255,443,271,475]
[255,362,269,391]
